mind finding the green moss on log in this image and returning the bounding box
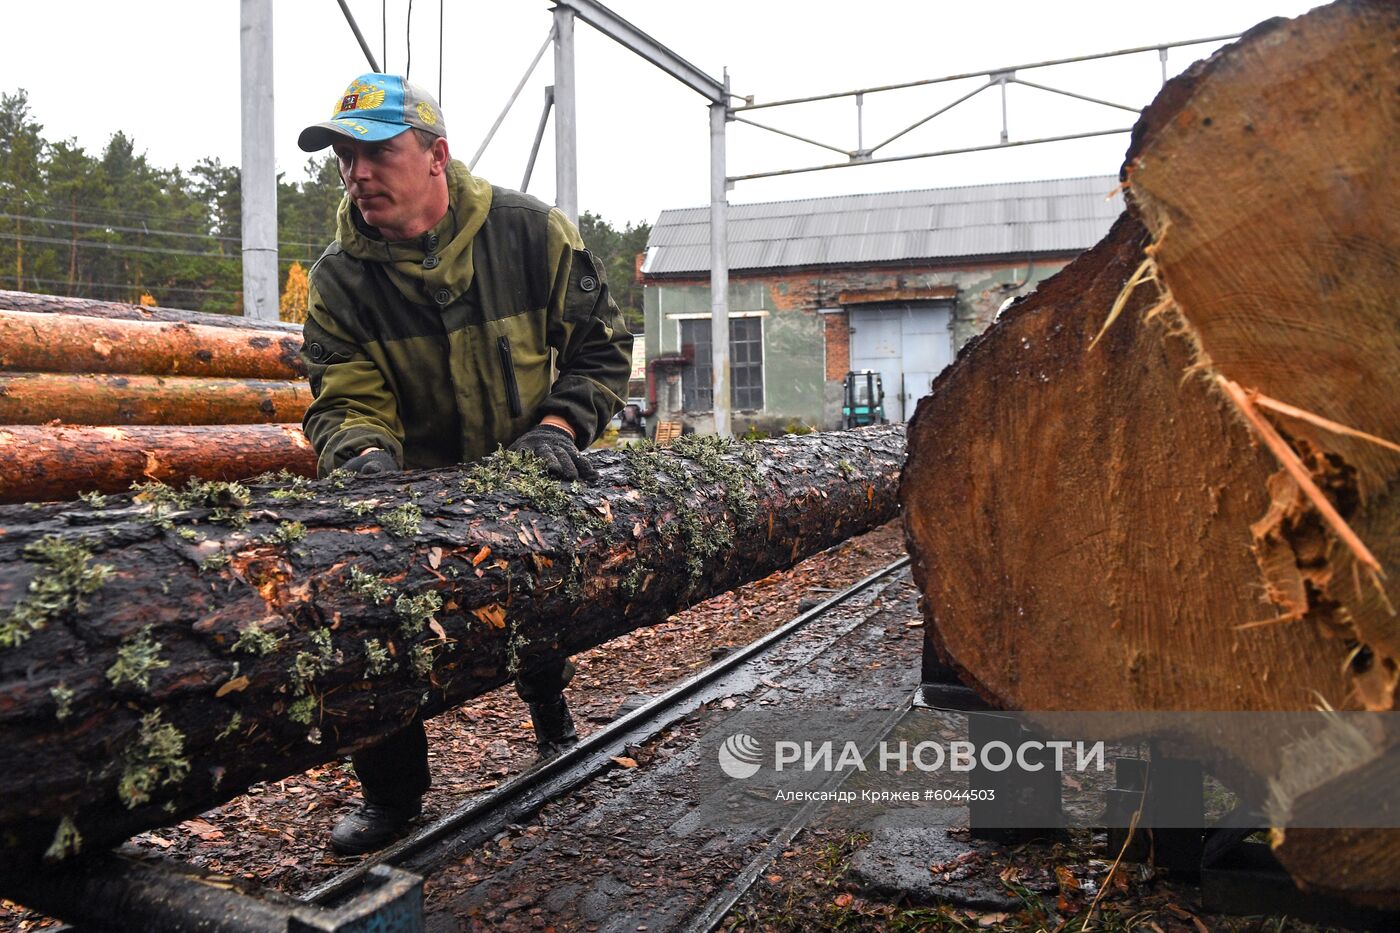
[232,622,284,656]
[459,448,570,514]
[395,590,442,637]
[347,567,395,604]
[1,536,114,649]
[363,638,394,676]
[106,625,169,691]
[43,815,81,862]
[117,711,190,809]
[379,502,423,538]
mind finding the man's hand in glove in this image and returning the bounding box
[344,448,398,477]
[509,423,597,481]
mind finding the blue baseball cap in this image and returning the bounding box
[298,73,447,152]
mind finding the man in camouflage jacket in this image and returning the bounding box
[297,73,631,854]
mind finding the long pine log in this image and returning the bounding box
[0,310,306,380]
[0,373,312,427]
[901,0,1398,907]
[0,426,903,871]
[0,424,316,503]
[0,290,302,333]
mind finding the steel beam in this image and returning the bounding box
[729,127,1134,183]
[554,0,726,103]
[472,27,556,171]
[522,86,555,192]
[732,33,1242,112]
[335,0,382,73]
[553,5,578,222]
[709,96,730,437]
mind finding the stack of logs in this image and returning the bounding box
[0,292,316,504]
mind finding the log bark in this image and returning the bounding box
[0,373,312,427]
[0,424,316,503]
[0,426,903,871]
[0,289,302,334]
[0,310,306,380]
[902,0,1398,906]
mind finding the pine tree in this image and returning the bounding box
[0,90,47,293]
[279,261,308,323]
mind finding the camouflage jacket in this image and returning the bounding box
[301,160,631,476]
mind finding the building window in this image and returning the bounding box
[730,317,764,411]
[679,317,765,412]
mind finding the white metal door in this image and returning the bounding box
[848,302,953,421]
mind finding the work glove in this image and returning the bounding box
[344,448,399,477]
[509,424,597,482]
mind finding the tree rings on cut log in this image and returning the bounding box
[902,0,1398,908]
[1121,0,1400,905]
[1125,0,1400,711]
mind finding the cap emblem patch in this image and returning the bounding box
[335,82,387,116]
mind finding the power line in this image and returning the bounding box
[0,274,245,298]
[0,212,327,251]
[0,193,229,235]
[0,212,239,244]
[0,232,318,265]
[0,197,336,249]
[406,0,414,80]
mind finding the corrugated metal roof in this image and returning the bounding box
[642,175,1122,275]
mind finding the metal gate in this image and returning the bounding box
[847,301,954,422]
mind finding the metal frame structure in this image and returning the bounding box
[535,8,1240,435]
[310,2,1243,432]
[547,0,738,433]
[725,34,1239,183]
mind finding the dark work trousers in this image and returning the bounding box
[352,658,576,808]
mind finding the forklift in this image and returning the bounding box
[842,369,886,428]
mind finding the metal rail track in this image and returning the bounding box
[303,555,912,911]
[678,699,912,933]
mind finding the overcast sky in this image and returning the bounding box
[4,0,1318,228]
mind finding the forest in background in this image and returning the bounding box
[0,89,649,331]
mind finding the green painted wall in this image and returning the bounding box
[760,309,824,427]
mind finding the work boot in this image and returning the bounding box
[329,800,421,855]
[529,694,579,761]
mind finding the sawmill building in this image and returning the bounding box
[639,174,1121,432]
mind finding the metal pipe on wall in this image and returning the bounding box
[553,5,579,223]
[239,0,278,321]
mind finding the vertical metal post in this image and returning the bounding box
[709,79,731,437]
[856,92,864,154]
[998,75,1009,144]
[553,5,578,223]
[1159,47,1169,84]
[239,0,278,321]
